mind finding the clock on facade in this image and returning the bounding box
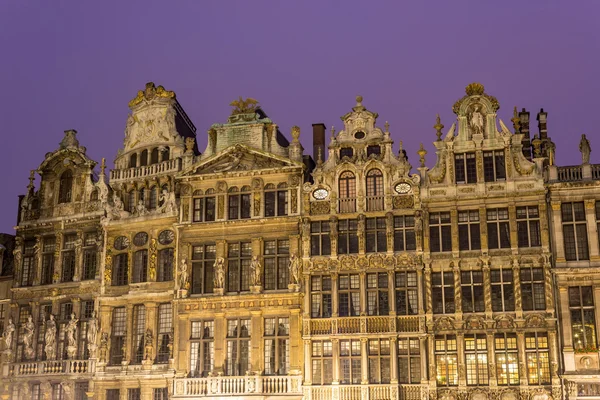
[394,182,411,194]
[313,188,329,200]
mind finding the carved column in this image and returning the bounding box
[416,265,425,314]
[331,273,339,318]
[482,262,492,319]
[33,235,42,286]
[475,150,484,183]
[331,338,340,384]
[548,330,560,382]
[508,205,518,252]
[424,265,432,314]
[479,207,488,253]
[450,209,459,254]
[486,332,497,387]
[53,231,63,283]
[452,262,462,316]
[551,201,565,262]
[585,199,600,260]
[385,212,394,253]
[360,337,368,384]
[456,332,466,386]
[329,216,338,258]
[73,230,84,282]
[390,336,398,383]
[517,331,527,386]
[427,334,436,383]
[512,259,522,319]
[544,260,554,314]
[148,238,158,282]
[357,214,366,255]
[304,340,312,384]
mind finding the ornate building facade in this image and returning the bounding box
[0,82,599,400]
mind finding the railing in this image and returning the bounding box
[110,158,181,182]
[366,196,384,212]
[592,164,600,180]
[173,375,303,397]
[307,316,421,336]
[557,166,583,182]
[8,359,93,377]
[339,198,357,213]
[305,384,422,400]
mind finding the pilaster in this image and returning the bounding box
[585,199,600,260]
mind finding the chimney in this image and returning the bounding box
[537,108,548,139]
[519,108,532,161]
[312,123,326,162]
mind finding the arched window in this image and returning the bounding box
[338,171,356,213]
[151,148,159,164]
[140,150,148,167]
[366,169,384,211]
[90,188,99,201]
[163,147,170,161]
[139,188,146,208]
[148,186,158,210]
[126,191,136,213]
[130,153,138,168]
[58,170,73,203]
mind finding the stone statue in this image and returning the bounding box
[3,317,15,349]
[99,331,109,363]
[87,311,98,347]
[23,315,35,359]
[213,257,226,289]
[44,314,57,360]
[178,258,189,290]
[250,256,261,286]
[213,151,244,172]
[60,381,73,400]
[158,190,178,215]
[580,134,591,164]
[301,218,310,240]
[470,105,484,135]
[548,140,556,166]
[65,313,79,348]
[289,254,301,285]
[144,328,154,361]
[135,200,148,216]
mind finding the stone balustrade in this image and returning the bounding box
[110,158,181,182]
[172,375,303,397]
[307,315,420,336]
[366,196,385,212]
[305,384,422,400]
[557,166,583,182]
[339,198,357,213]
[7,359,94,377]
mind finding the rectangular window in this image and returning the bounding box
[432,272,455,314]
[58,302,73,359]
[41,237,55,285]
[132,250,148,283]
[0,303,5,335]
[338,219,359,254]
[38,304,51,360]
[484,150,506,182]
[190,320,214,377]
[78,301,94,359]
[265,189,288,217]
[191,244,216,294]
[521,268,545,311]
[395,272,418,315]
[228,192,251,220]
[339,274,360,317]
[17,306,32,361]
[312,340,333,385]
[340,339,362,384]
[455,153,477,184]
[596,202,600,251]
[495,333,519,385]
[264,317,290,375]
[398,338,420,383]
[435,335,458,386]
[366,217,387,253]
[517,206,541,247]
[368,339,391,384]
[429,212,452,252]
[525,333,550,385]
[157,248,174,282]
[227,242,252,293]
[110,307,126,365]
[394,215,416,251]
[458,210,481,251]
[491,269,515,312]
[569,286,597,351]
[311,221,331,256]
[74,382,89,400]
[226,319,251,376]
[132,305,146,364]
[128,388,141,400]
[465,334,488,385]
[562,202,589,261]
[61,234,77,282]
[157,303,172,363]
[21,240,36,287]
[153,388,168,400]
[311,275,332,318]
[264,240,289,290]
[366,272,389,316]
[193,196,216,222]
[461,271,484,313]
[487,208,511,249]
[106,390,120,400]
[82,233,97,280]
[112,253,128,286]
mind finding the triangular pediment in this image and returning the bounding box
[181,144,300,177]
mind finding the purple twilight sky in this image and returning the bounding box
[1,1,599,233]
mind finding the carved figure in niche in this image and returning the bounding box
[44,314,57,360]
[158,190,178,215]
[99,331,109,362]
[65,313,79,348]
[289,254,301,285]
[60,381,73,400]
[213,151,245,172]
[415,210,423,242]
[250,256,261,286]
[23,315,35,359]
[179,258,189,290]
[144,328,154,360]
[3,317,15,349]
[301,217,311,240]
[135,200,148,216]
[87,311,98,347]
[213,258,226,289]
[580,134,591,164]
[470,105,484,135]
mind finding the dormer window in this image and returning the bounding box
[455,153,477,184]
[484,151,506,182]
[340,148,354,159]
[58,170,73,203]
[367,145,381,157]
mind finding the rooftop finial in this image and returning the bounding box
[417,143,427,168]
[291,126,301,143]
[434,114,444,141]
[356,95,363,106]
[330,125,336,139]
[511,106,520,133]
[384,121,390,133]
[229,97,259,115]
[128,82,175,108]
[465,82,485,96]
[27,170,35,190]
[100,158,106,176]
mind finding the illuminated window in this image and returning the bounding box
[569,286,597,351]
[562,202,589,261]
[312,340,333,385]
[495,333,519,385]
[465,334,488,385]
[190,320,214,377]
[368,339,391,383]
[311,276,332,318]
[264,317,289,375]
[435,335,458,386]
[340,339,361,384]
[525,332,550,385]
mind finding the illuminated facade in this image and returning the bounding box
[0,82,599,400]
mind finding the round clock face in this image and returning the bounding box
[313,188,329,200]
[395,183,411,194]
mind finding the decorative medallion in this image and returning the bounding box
[133,232,149,247]
[158,230,175,245]
[354,131,365,139]
[394,182,411,194]
[114,236,129,250]
[313,188,329,200]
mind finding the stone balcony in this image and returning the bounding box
[549,164,600,182]
[110,157,181,183]
[306,384,422,400]
[4,359,94,378]
[172,375,303,398]
[305,315,422,336]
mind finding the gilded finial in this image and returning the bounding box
[465,82,485,96]
[384,121,390,133]
[511,106,520,133]
[229,97,259,115]
[100,158,106,176]
[291,126,301,143]
[434,114,444,141]
[356,95,363,105]
[417,143,427,168]
[128,82,175,108]
[185,137,195,153]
